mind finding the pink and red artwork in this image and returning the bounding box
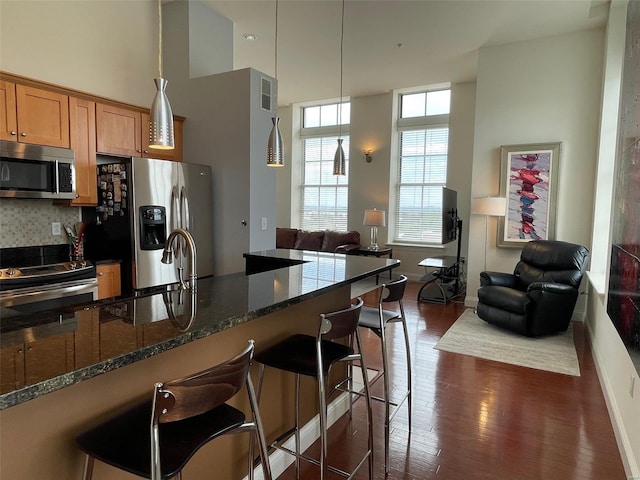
[498,143,559,247]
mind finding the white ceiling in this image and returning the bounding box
[203,0,609,107]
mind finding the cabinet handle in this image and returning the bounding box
[99,272,104,276]
[20,132,27,137]
[10,131,16,136]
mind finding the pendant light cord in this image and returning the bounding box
[338,0,345,138]
[275,0,279,81]
[158,0,163,78]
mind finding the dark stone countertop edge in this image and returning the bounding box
[0,260,400,410]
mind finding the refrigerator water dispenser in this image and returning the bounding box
[140,206,166,250]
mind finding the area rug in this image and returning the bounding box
[434,309,580,376]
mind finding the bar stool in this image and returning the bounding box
[254,298,373,480]
[357,274,411,474]
[75,340,272,480]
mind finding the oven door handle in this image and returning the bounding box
[0,279,98,308]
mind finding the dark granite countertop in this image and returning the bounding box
[0,250,399,409]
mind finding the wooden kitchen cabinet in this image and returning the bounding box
[96,263,121,300]
[74,308,100,368]
[0,82,70,147]
[68,97,98,205]
[96,103,142,156]
[0,80,18,141]
[24,334,75,386]
[0,345,25,394]
[96,104,184,161]
[141,113,184,162]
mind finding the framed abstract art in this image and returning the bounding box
[497,142,560,248]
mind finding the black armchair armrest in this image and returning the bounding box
[526,282,576,301]
[480,271,517,288]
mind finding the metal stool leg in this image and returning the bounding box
[81,455,94,480]
[295,373,301,480]
[356,330,374,480]
[380,322,391,474]
[400,314,413,431]
[317,372,329,480]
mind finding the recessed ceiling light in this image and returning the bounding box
[243,33,257,41]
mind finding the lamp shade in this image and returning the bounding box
[149,78,175,149]
[267,116,284,167]
[333,139,346,175]
[363,209,386,227]
[471,197,506,217]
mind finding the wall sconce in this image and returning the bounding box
[363,149,373,163]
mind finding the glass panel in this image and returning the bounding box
[401,92,426,118]
[340,102,350,125]
[320,104,338,126]
[303,106,320,128]
[426,90,451,115]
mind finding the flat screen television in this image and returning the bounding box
[441,187,458,244]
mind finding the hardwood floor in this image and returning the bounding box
[275,281,627,479]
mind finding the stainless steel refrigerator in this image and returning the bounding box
[83,157,214,293]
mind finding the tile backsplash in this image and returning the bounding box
[0,199,81,248]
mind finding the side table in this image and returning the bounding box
[347,246,393,282]
[417,255,465,304]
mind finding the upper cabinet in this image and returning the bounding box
[0,81,17,141]
[69,97,98,206]
[97,104,183,161]
[0,81,69,148]
[96,103,142,157]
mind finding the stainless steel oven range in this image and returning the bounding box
[0,245,98,332]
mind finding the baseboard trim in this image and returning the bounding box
[245,392,351,480]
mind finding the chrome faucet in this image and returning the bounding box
[161,228,197,290]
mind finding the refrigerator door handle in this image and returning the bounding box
[171,186,182,258]
[180,186,191,257]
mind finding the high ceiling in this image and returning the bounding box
[203,0,609,107]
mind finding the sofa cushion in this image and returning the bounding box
[321,230,361,252]
[276,227,298,249]
[293,230,324,250]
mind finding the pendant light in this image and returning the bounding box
[333,0,346,176]
[267,0,285,167]
[149,0,175,150]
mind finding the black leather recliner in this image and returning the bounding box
[477,240,589,337]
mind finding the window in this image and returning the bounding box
[300,102,350,231]
[393,89,450,244]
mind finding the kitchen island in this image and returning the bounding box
[0,250,399,479]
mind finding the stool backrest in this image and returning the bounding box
[152,341,254,424]
[378,275,408,305]
[319,298,364,341]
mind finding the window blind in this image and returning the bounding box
[394,127,448,243]
[301,135,349,231]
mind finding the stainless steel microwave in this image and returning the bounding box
[0,140,76,200]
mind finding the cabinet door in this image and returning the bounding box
[69,97,98,205]
[141,113,183,162]
[24,334,74,386]
[15,84,70,147]
[0,80,18,141]
[96,263,121,300]
[0,345,25,394]
[74,308,100,368]
[96,104,141,156]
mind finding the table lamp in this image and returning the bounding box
[363,208,386,250]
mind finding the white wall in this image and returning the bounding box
[466,29,605,308]
[0,0,155,107]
